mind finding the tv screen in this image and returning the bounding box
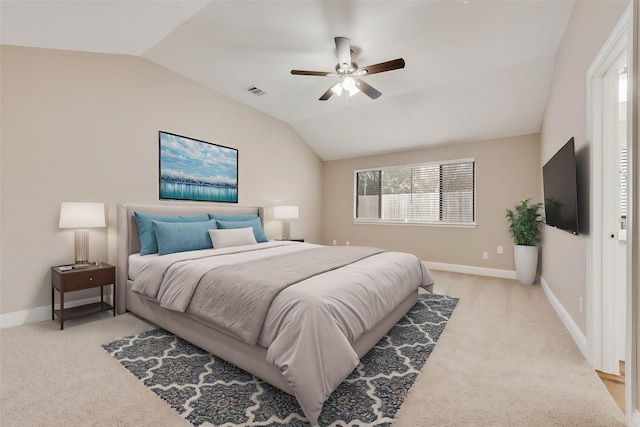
[543,137,579,235]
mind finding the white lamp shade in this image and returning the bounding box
[330,81,359,97]
[59,202,105,229]
[273,205,299,220]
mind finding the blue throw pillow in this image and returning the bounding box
[152,219,218,255]
[216,217,268,243]
[135,212,210,255]
[208,214,259,222]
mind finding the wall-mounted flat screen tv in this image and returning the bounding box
[542,137,579,235]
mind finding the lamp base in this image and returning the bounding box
[282,219,290,240]
[71,261,101,269]
[72,262,91,269]
[74,229,90,266]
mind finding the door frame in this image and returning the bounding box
[628,1,638,424]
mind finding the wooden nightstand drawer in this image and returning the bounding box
[58,267,114,291]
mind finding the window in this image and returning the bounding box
[354,158,476,226]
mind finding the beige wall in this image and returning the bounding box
[540,0,629,335]
[321,134,541,271]
[0,45,322,315]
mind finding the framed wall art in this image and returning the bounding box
[159,131,238,203]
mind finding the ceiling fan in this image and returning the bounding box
[291,37,405,101]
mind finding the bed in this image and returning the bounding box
[107,203,434,425]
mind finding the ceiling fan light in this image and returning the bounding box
[347,86,359,97]
[331,83,343,96]
[342,76,356,91]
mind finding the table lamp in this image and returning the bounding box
[59,202,105,266]
[273,205,299,240]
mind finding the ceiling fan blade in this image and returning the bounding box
[291,69,332,76]
[319,83,340,101]
[335,37,351,69]
[356,79,382,99]
[360,58,405,75]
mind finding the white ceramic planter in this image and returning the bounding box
[513,244,539,284]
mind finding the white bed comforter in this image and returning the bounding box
[131,241,434,424]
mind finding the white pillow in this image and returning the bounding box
[208,227,257,249]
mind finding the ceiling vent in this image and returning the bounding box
[245,85,267,96]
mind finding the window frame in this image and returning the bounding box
[352,157,477,228]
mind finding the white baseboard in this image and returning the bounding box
[540,276,588,360]
[423,261,518,280]
[0,296,112,329]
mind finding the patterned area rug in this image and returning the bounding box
[103,293,458,426]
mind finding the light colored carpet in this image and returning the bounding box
[0,271,625,426]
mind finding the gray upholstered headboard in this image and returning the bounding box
[107,203,264,313]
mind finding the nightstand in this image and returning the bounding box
[51,263,116,330]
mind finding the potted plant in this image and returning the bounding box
[505,199,544,284]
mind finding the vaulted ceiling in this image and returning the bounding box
[1,1,576,160]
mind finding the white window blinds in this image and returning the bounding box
[620,146,627,228]
[354,159,475,225]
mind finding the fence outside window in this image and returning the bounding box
[354,158,476,226]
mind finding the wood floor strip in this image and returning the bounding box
[597,369,625,414]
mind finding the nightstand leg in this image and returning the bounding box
[51,286,54,321]
[60,291,64,330]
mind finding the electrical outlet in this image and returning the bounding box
[332,240,337,246]
[346,241,350,246]
[482,251,489,260]
[497,245,503,254]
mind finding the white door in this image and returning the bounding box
[587,7,630,376]
[602,53,628,373]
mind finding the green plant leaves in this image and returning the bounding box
[506,198,544,246]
